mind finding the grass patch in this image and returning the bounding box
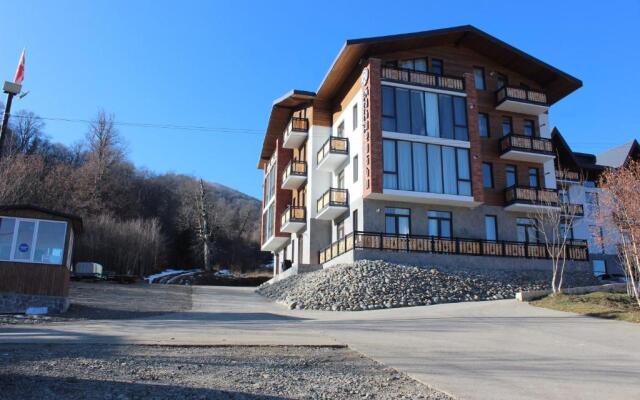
[532,291,640,323]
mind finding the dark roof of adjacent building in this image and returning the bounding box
[0,204,83,233]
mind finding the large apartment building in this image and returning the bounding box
[258,25,594,276]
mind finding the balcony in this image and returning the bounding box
[282,117,309,149]
[495,86,548,115]
[556,170,580,183]
[261,234,289,252]
[561,203,584,217]
[316,188,348,220]
[381,66,465,92]
[281,160,307,190]
[316,136,348,171]
[318,231,589,264]
[499,133,555,163]
[280,205,306,233]
[504,186,560,212]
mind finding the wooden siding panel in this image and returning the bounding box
[0,262,69,297]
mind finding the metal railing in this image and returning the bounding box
[556,170,580,182]
[282,160,307,183]
[283,117,309,141]
[499,133,553,155]
[561,203,585,217]
[504,186,560,207]
[381,66,465,92]
[496,86,547,106]
[281,205,306,227]
[318,231,589,264]
[317,136,349,165]
[316,188,348,214]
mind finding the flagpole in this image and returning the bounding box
[0,82,20,160]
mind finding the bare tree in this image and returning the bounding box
[528,167,583,294]
[597,160,640,308]
[191,179,219,271]
[6,110,45,155]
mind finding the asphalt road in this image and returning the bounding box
[2,285,639,400]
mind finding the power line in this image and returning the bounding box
[2,112,265,135]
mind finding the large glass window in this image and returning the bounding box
[592,260,606,277]
[505,165,517,187]
[473,67,486,90]
[385,208,411,235]
[482,162,493,188]
[431,59,443,75]
[517,218,537,243]
[496,73,508,89]
[0,217,68,265]
[428,211,452,238]
[383,139,470,196]
[485,215,497,241]
[478,113,490,137]
[528,168,539,188]
[381,86,467,140]
[383,140,397,189]
[523,119,535,137]
[502,116,513,136]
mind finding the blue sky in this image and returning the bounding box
[1,1,639,198]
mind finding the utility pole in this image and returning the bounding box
[0,81,21,159]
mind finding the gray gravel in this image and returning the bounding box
[257,260,599,311]
[0,344,452,400]
[0,282,192,325]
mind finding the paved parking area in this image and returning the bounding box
[2,285,639,400]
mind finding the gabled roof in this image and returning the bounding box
[258,90,316,167]
[317,25,582,104]
[596,140,640,168]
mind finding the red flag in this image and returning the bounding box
[13,49,25,85]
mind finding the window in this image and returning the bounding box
[431,59,443,75]
[523,119,535,137]
[501,116,513,136]
[427,211,452,238]
[385,208,411,235]
[473,67,486,90]
[383,140,397,189]
[352,210,358,233]
[592,260,606,277]
[336,219,345,240]
[516,218,537,243]
[382,139,470,196]
[0,217,68,265]
[561,223,574,240]
[585,192,599,217]
[478,113,490,137]
[399,59,414,70]
[352,104,358,130]
[264,164,276,203]
[559,189,570,204]
[352,155,359,182]
[528,168,539,188]
[589,225,604,254]
[337,169,345,189]
[414,58,428,72]
[263,204,275,242]
[496,73,508,89]
[482,162,493,188]
[505,165,517,187]
[485,215,497,241]
[381,85,467,140]
[337,121,345,137]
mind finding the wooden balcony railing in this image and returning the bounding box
[561,203,585,217]
[499,133,554,155]
[281,205,306,227]
[381,66,465,92]
[496,86,548,107]
[283,117,309,141]
[316,188,348,214]
[556,170,580,182]
[282,160,307,182]
[504,186,560,207]
[317,136,349,165]
[318,231,589,264]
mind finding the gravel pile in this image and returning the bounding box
[257,260,599,311]
[1,344,451,400]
